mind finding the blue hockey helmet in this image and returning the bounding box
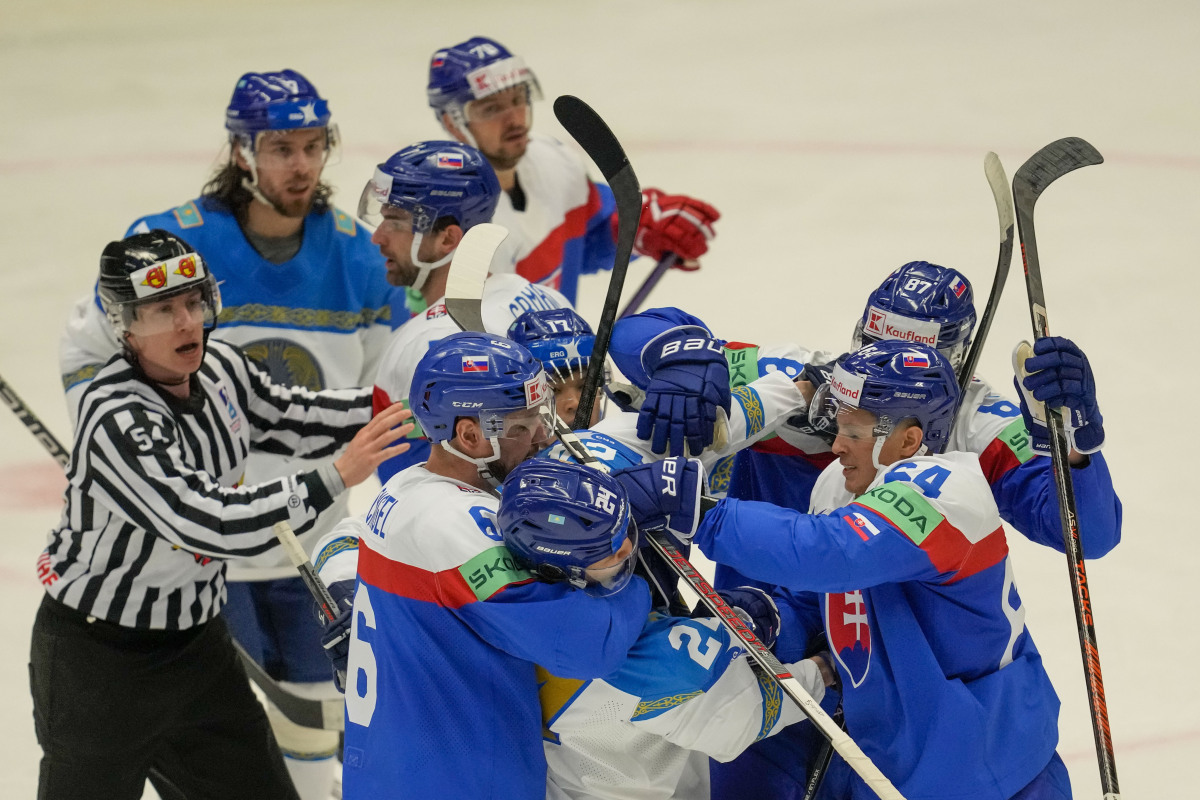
[499,459,637,598]
[814,340,960,456]
[853,261,977,374]
[426,36,542,135]
[507,308,595,383]
[357,141,501,290]
[358,141,500,235]
[409,331,554,485]
[98,230,221,340]
[225,69,332,137]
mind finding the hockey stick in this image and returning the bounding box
[273,521,340,623]
[553,96,642,430]
[1,373,342,731]
[958,152,1014,392]
[550,422,905,800]
[0,373,70,467]
[1012,136,1120,800]
[618,253,679,319]
[444,223,510,333]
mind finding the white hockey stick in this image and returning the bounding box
[443,222,509,333]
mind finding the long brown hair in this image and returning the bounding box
[199,159,333,218]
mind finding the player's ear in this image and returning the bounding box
[900,423,924,458]
[453,417,485,453]
[438,224,464,258]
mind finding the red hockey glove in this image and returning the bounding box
[631,188,719,263]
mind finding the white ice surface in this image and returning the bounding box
[1,1,1196,797]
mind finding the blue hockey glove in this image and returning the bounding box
[695,586,781,649]
[638,327,731,456]
[1013,337,1104,454]
[319,579,356,693]
[612,457,705,545]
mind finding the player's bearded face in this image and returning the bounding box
[466,87,531,171]
[251,128,328,217]
[370,209,439,287]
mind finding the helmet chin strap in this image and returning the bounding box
[238,144,289,216]
[440,438,507,489]
[869,433,929,471]
[409,233,454,292]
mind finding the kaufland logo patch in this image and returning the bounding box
[864,306,940,346]
[525,371,549,406]
[830,365,865,406]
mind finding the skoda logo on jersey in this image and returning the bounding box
[242,338,325,392]
[826,590,872,688]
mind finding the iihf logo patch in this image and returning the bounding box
[827,590,871,688]
[217,385,242,433]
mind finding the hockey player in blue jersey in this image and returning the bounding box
[58,69,408,797]
[315,333,651,799]
[613,341,1076,800]
[611,263,1120,798]
[426,36,720,303]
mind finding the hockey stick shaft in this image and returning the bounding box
[1013,137,1119,799]
[958,152,1014,393]
[801,703,843,800]
[644,534,904,800]
[1,375,342,729]
[618,254,678,319]
[553,96,642,430]
[548,418,904,800]
[273,521,339,622]
[1,373,71,467]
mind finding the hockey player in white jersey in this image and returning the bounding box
[425,36,721,303]
[30,231,412,800]
[358,140,577,479]
[56,69,408,797]
[498,459,835,800]
[313,333,652,799]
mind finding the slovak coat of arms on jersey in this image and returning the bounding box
[826,589,871,687]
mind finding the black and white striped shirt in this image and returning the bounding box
[40,340,372,630]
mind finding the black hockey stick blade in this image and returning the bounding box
[553,95,641,429]
[1012,137,1104,211]
[553,95,630,183]
[1012,138,1103,336]
[234,640,344,731]
[443,223,510,334]
[957,152,1014,393]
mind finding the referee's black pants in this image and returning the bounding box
[30,594,300,800]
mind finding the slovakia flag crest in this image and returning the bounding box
[462,356,490,373]
[827,590,872,688]
[902,352,930,368]
[950,276,967,298]
[436,152,464,169]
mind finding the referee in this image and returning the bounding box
[29,230,412,799]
